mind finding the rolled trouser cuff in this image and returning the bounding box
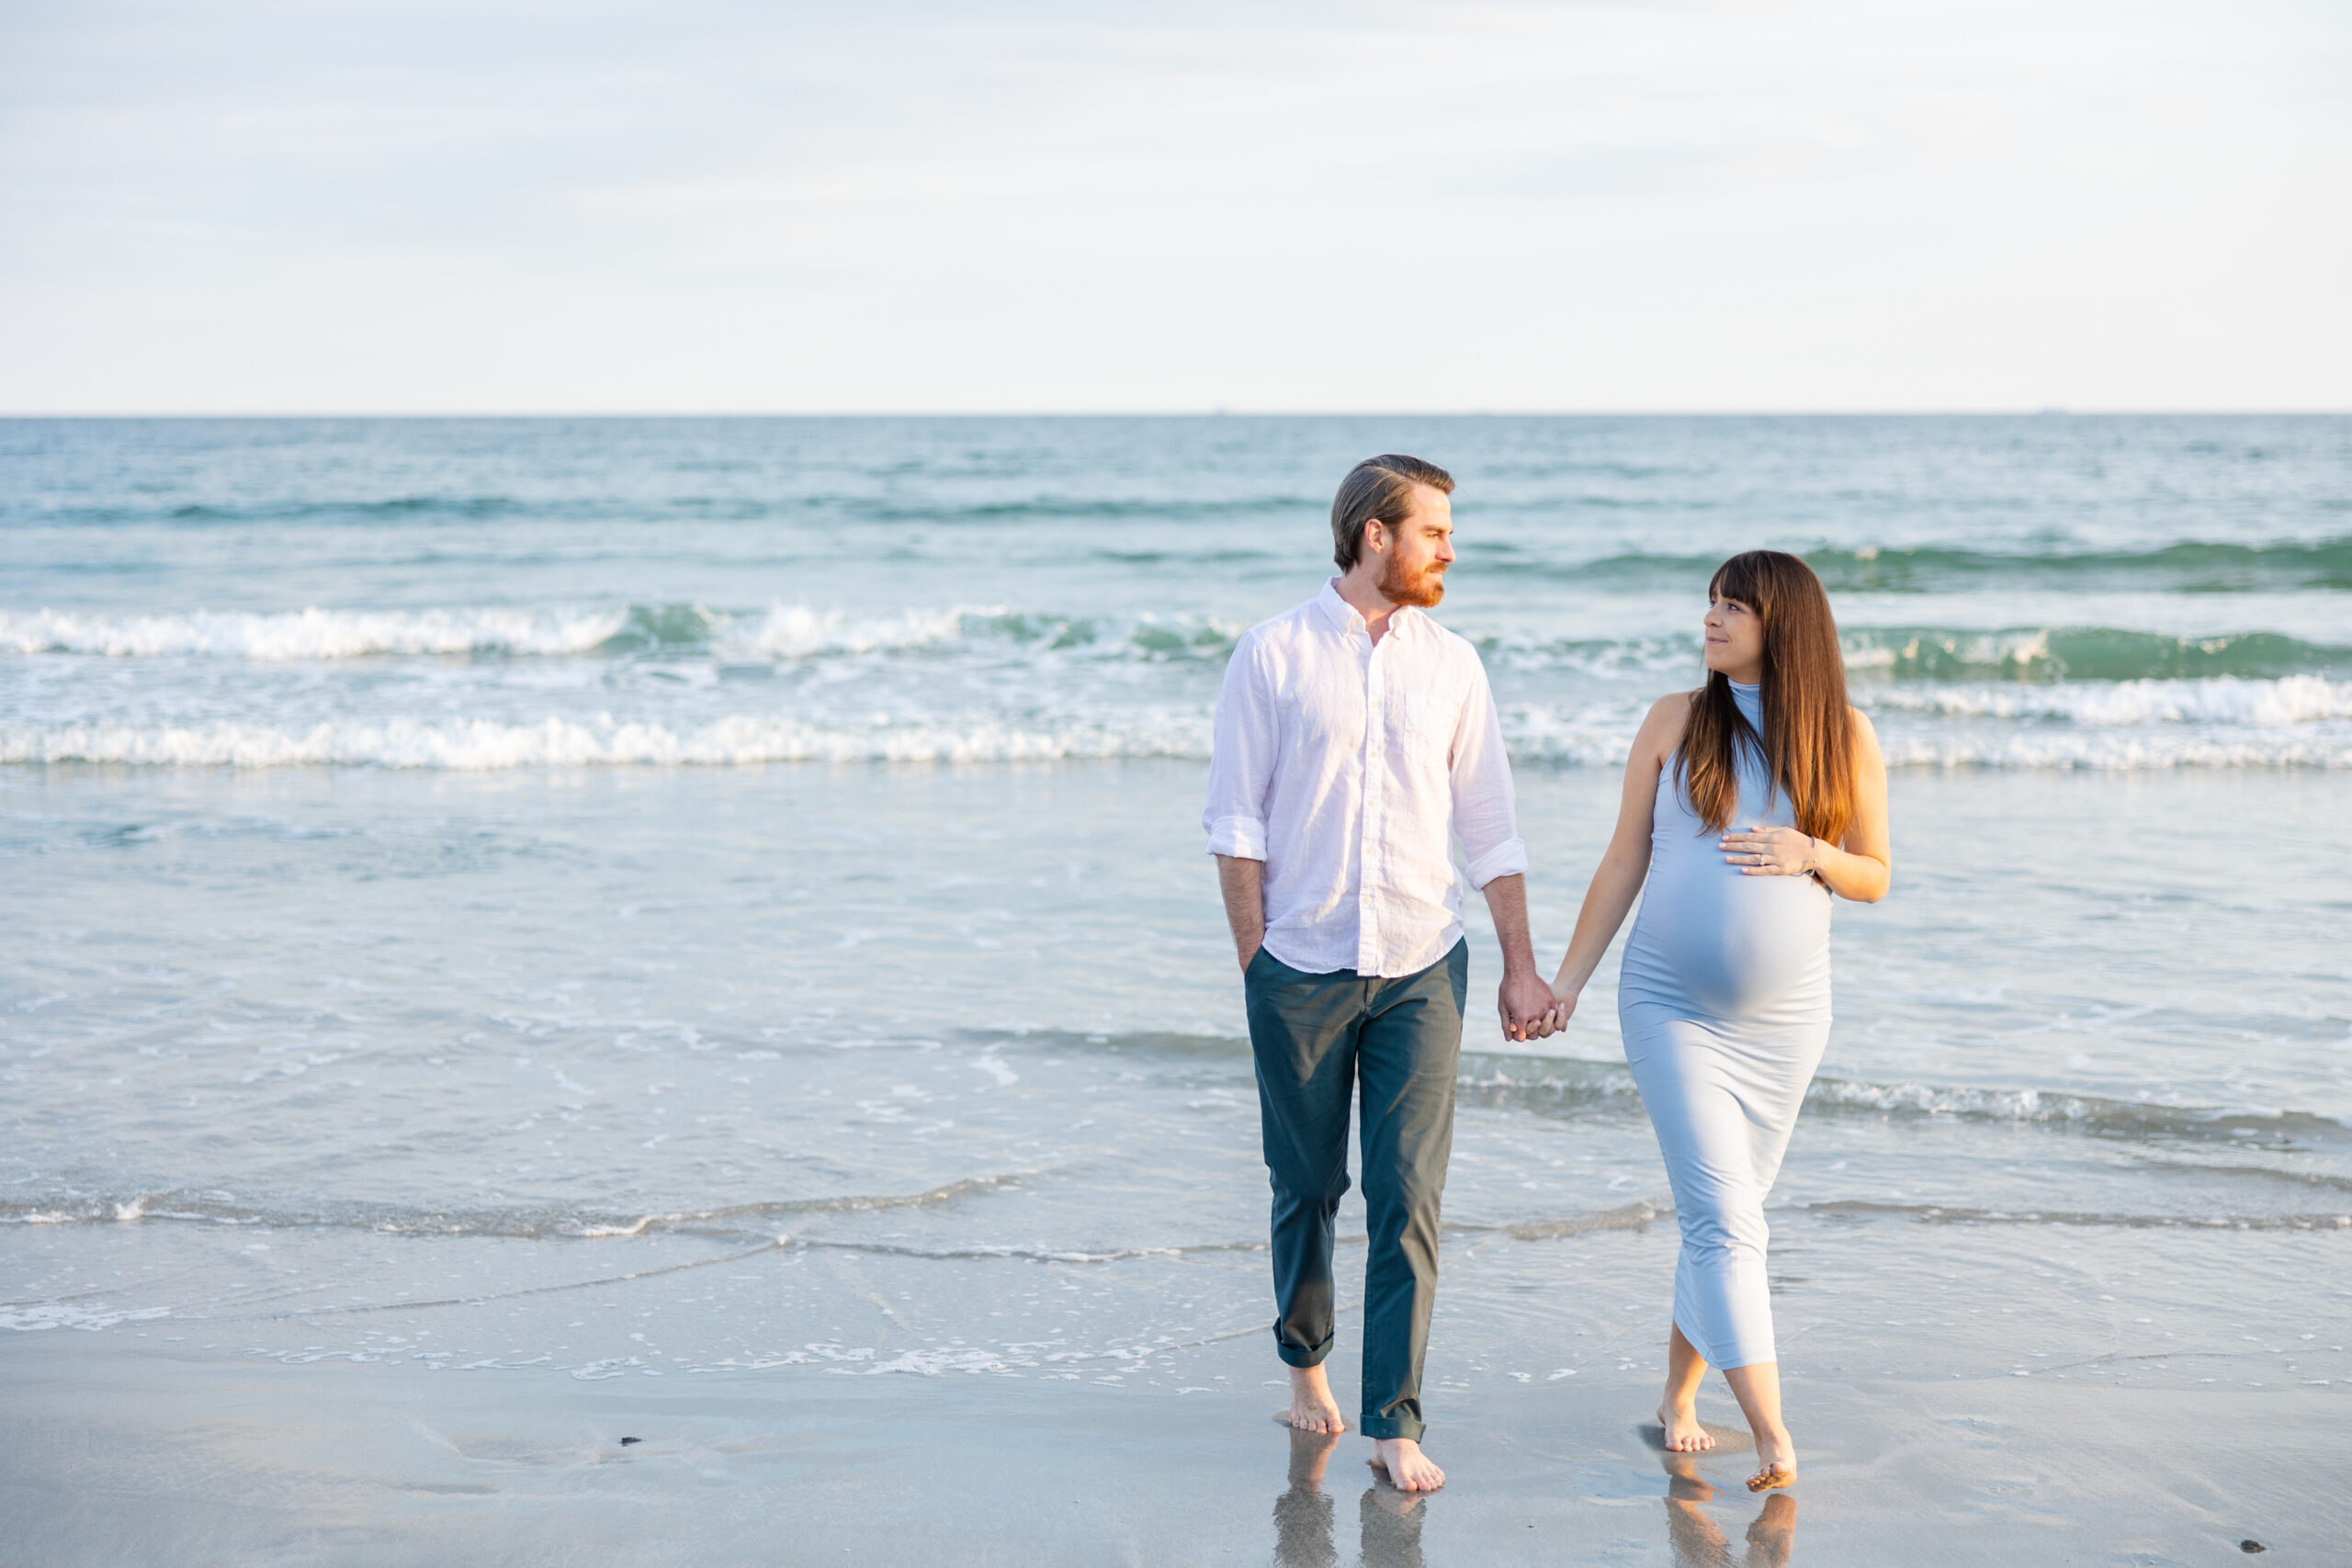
[1357,1414,1427,1443]
[1275,1324,1334,1368]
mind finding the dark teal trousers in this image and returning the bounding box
[1244,940,1467,1443]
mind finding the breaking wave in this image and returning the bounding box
[0,603,1241,663]
[1567,536,2352,594]
[1840,626,2352,682]
[0,715,1215,767]
[1865,674,2352,727]
[1,605,629,659]
[9,691,2350,771]
[12,604,2346,692]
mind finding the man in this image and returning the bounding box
[1204,454,1556,1494]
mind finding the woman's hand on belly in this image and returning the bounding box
[1718,823,1823,880]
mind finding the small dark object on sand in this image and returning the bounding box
[2240,1541,2266,1554]
[619,1437,641,1446]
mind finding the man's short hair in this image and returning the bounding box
[1329,455,1454,571]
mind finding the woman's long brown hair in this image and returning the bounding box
[1674,550,1856,843]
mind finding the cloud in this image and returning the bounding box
[1,0,2346,411]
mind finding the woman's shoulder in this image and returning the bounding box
[1845,705,1886,779]
[1645,689,1702,725]
[1634,690,1699,755]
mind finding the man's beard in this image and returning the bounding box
[1378,553,1447,608]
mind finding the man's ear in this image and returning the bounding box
[1362,518,1389,557]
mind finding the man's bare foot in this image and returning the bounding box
[1285,1365,1346,1434]
[1658,1399,1715,1452]
[1368,1437,1444,1492]
[1746,1426,1796,1492]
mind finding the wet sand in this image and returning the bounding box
[6,758,2349,1562]
[5,1274,2339,1566]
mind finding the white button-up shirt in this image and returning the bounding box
[1204,580,1528,977]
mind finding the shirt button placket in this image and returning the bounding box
[1361,637,1382,973]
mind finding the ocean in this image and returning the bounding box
[3,415,2346,1562]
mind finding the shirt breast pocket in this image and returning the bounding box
[1396,686,1457,762]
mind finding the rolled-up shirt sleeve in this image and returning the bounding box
[1203,634,1274,860]
[1449,656,1528,889]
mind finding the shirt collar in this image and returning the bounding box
[1315,579,1420,640]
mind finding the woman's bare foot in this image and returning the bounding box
[1285,1365,1346,1434]
[1658,1399,1716,1452]
[1368,1438,1444,1492]
[1745,1426,1796,1492]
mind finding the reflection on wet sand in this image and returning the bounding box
[1274,1427,1339,1568]
[1273,1427,1432,1568]
[1661,1450,1796,1568]
[1358,1468,1429,1568]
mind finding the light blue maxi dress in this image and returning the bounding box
[1619,680,1831,1371]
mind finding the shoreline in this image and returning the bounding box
[7,1197,2346,1564]
[4,1325,2338,1566]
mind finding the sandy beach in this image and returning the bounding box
[6,1210,2341,1567]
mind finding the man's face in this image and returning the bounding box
[1373,485,1455,607]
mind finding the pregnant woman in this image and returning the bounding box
[1542,550,1890,1492]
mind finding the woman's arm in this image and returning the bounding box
[1544,694,1684,1023]
[1717,707,1892,902]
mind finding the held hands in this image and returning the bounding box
[1532,979,1578,1039]
[1498,969,1560,1043]
[1719,823,1822,878]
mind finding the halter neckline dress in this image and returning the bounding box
[1618,678,1832,1370]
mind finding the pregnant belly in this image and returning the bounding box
[1626,863,1830,1019]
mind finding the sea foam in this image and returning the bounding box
[1863,674,2352,727]
[0,606,628,660]
[0,603,1230,663]
[8,702,2349,769]
[0,715,1216,768]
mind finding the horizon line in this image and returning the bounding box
[3,407,2347,421]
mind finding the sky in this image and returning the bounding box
[2,0,2346,413]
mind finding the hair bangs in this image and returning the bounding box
[1708,551,1770,612]
[1676,550,1857,845]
